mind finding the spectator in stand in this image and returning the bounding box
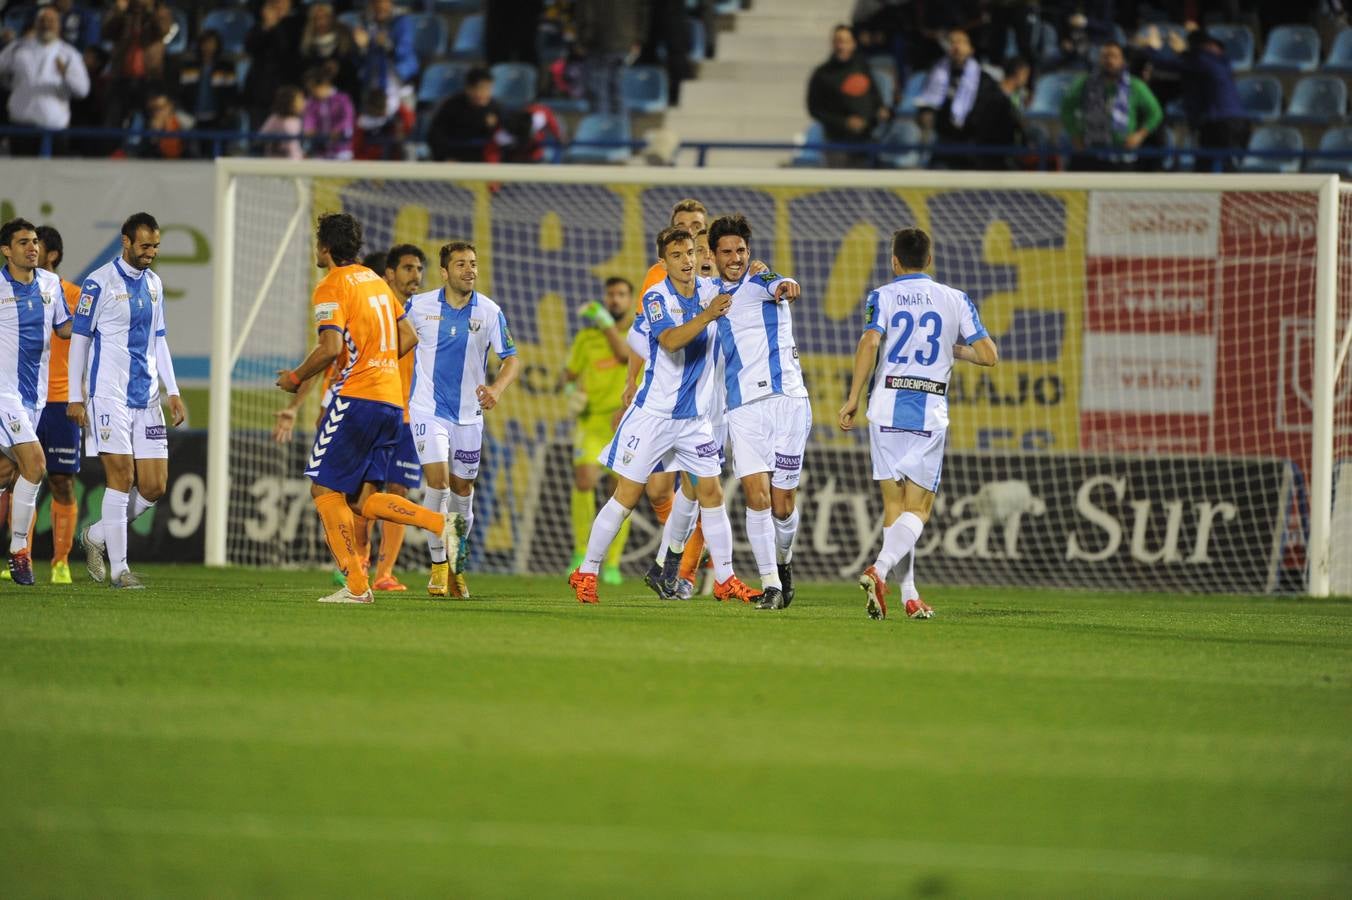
[1138,24,1249,173]
[177,30,238,131]
[352,0,417,121]
[101,0,166,128]
[155,4,182,59]
[1000,55,1031,114]
[0,5,89,155]
[69,44,113,155]
[574,0,648,115]
[260,84,305,159]
[427,66,500,163]
[353,86,413,160]
[243,0,305,133]
[138,89,193,159]
[807,24,889,168]
[915,29,1018,169]
[641,0,693,106]
[487,103,565,163]
[485,0,543,65]
[1060,42,1163,171]
[302,60,354,160]
[299,3,361,103]
[51,0,102,51]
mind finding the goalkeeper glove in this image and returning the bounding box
[564,382,589,417]
[578,300,615,329]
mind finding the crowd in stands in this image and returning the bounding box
[0,0,724,161]
[809,1,1352,171]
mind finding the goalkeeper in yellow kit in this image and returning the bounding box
[566,277,634,584]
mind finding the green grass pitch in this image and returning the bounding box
[1,564,1349,898]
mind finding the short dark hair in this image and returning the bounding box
[272,84,304,117]
[317,213,363,264]
[892,227,931,269]
[121,212,160,240]
[1,217,37,248]
[361,251,387,272]
[604,276,633,293]
[1003,55,1030,74]
[655,226,692,258]
[386,244,426,269]
[707,214,752,252]
[440,240,476,268]
[35,225,63,267]
[465,66,492,88]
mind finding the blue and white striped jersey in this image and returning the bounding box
[713,269,808,410]
[633,276,722,420]
[0,266,69,410]
[72,257,168,409]
[864,273,988,432]
[406,288,517,424]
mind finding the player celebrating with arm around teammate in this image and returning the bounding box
[0,218,73,585]
[276,213,461,605]
[406,241,521,599]
[706,214,805,611]
[569,226,761,606]
[67,213,185,590]
[838,228,998,620]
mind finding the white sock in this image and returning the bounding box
[875,512,924,582]
[8,476,40,553]
[583,498,631,574]
[656,489,699,564]
[422,487,450,564]
[773,507,799,564]
[451,489,474,538]
[701,504,736,583]
[102,488,130,579]
[128,487,156,523]
[900,553,919,601]
[745,507,780,588]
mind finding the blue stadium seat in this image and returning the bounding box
[451,13,484,59]
[1208,24,1254,72]
[1285,75,1348,123]
[2,5,33,34]
[896,70,928,114]
[564,113,632,163]
[1257,25,1321,73]
[713,0,742,13]
[1035,21,1059,66]
[877,118,927,169]
[541,96,591,114]
[418,61,468,106]
[868,61,896,109]
[1324,29,1352,73]
[1026,71,1077,121]
[1236,75,1283,121]
[1306,126,1352,175]
[490,62,537,110]
[165,9,189,55]
[202,9,254,57]
[790,122,825,167]
[1240,124,1303,172]
[535,21,566,64]
[410,13,449,61]
[621,65,668,114]
[689,18,707,62]
[337,11,362,31]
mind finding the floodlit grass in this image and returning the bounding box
[1,565,1349,898]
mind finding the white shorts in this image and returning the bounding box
[412,415,484,480]
[869,423,946,492]
[600,405,722,482]
[86,398,168,459]
[0,401,40,459]
[726,395,811,488]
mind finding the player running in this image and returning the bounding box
[838,228,998,620]
[67,213,185,590]
[706,214,805,611]
[406,241,521,599]
[565,276,633,585]
[0,218,73,585]
[276,213,461,604]
[569,226,760,606]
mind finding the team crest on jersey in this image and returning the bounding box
[622,452,633,464]
[99,427,111,441]
[468,318,482,333]
[40,291,53,306]
[6,417,20,434]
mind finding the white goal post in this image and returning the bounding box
[208,159,1350,597]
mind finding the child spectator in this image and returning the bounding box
[302,61,355,160]
[261,85,305,160]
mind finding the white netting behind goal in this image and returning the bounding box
[218,168,1349,594]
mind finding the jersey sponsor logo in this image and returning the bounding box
[144,424,167,440]
[774,452,802,470]
[313,302,338,323]
[454,448,481,465]
[423,314,443,321]
[884,375,947,395]
[696,441,718,458]
[880,427,933,436]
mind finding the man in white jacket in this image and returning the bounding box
[0,6,89,155]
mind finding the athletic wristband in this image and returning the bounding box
[285,370,301,387]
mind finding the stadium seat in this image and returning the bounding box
[1284,75,1348,123]
[540,96,591,115]
[689,18,707,62]
[877,118,927,169]
[1240,124,1304,172]
[1256,24,1321,72]
[896,70,928,114]
[1236,75,1283,121]
[535,21,566,64]
[621,65,668,114]
[202,9,254,57]
[868,61,896,109]
[1,5,32,34]
[1035,21,1059,66]
[418,61,468,107]
[1026,71,1077,121]
[563,113,632,163]
[410,13,449,61]
[451,13,484,59]
[337,11,362,30]
[1306,126,1352,175]
[490,62,537,110]
[1208,23,1254,72]
[166,9,189,55]
[1324,28,1352,74]
[790,122,825,167]
[712,0,742,13]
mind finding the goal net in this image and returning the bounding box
[209,162,1352,596]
